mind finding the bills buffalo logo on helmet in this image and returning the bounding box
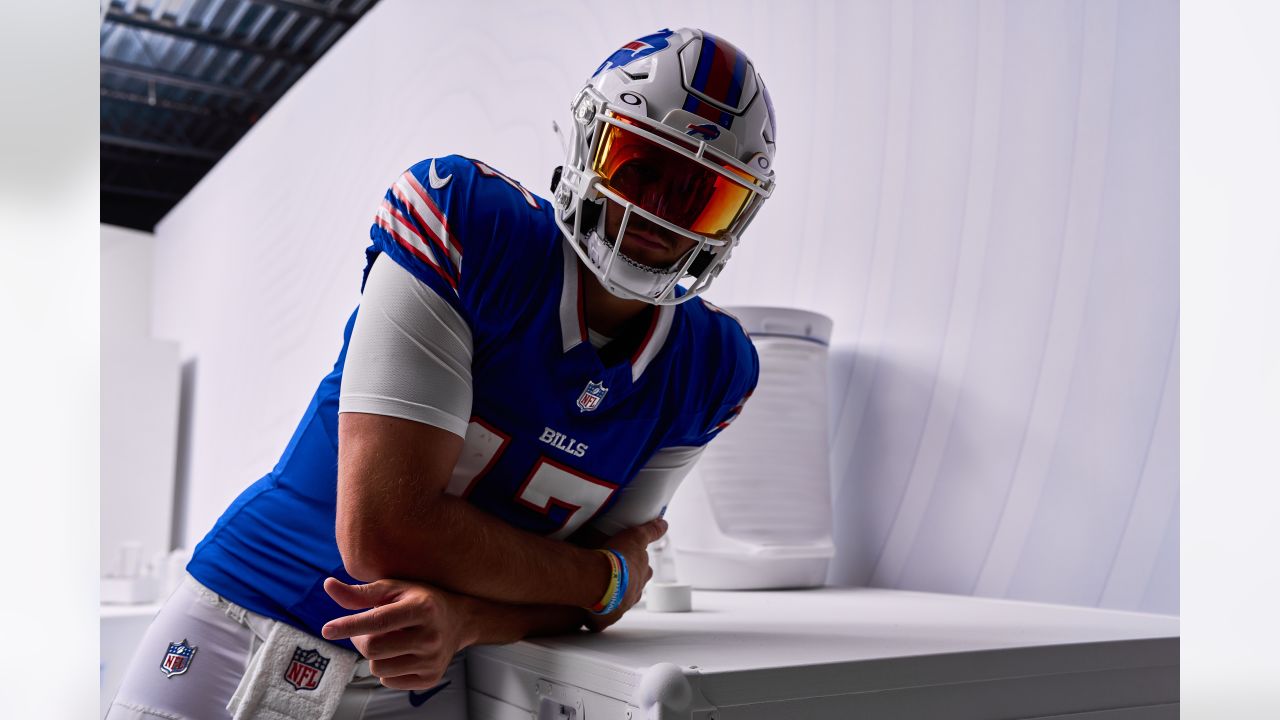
[685,122,722,141]
[284,646,331,691]
[160,639,197,678]
[593,28,674,77]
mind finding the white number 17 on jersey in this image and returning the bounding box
[445,419,618,540]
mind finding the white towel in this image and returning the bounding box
[227,619,359,720]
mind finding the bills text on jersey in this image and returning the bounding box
[539,426,588,457]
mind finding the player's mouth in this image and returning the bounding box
[625,231,672,254]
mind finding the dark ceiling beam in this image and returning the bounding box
[102,134,224,161]
[248,0,358,24]
[101,161,207,201]
[102,184,189,203]
[100,89,256,131]
[104,8,312,65]
[101,150,212,175]
[102,88,211,118]
[100,59,272,104]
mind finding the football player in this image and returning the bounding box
[107,27,776,720]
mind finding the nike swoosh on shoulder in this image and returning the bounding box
[428,159,452,189]
[407,680,451,707]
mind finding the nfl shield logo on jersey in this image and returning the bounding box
[577,381,608,412]
[160,639,197,678]
[284,646,330,691]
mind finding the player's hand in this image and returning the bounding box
[585,517,667,632]
[320,577,470,691]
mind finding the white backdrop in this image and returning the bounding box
[150,0,1177,613]
[101,225,180,580]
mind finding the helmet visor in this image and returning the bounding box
[591,114,757,237]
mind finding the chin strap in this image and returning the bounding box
[581,199,603,233]
[687,248,716,276]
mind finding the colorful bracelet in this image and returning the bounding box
[614,551,629,612]
[590,549,620,614]
[590,549,628,615]
[606,550,629,615]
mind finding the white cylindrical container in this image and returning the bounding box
[666,307,834,590]
[117,540,143,578]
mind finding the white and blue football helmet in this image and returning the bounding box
[553,28,778,305]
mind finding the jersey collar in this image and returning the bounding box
[558,240,674,382]
[559,240,588,352]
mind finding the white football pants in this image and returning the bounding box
[105,576,468,720]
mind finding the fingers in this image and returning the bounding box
[614,518,668,547]
[645,518,669,543]
[379,674,448,692]
[369,651,441,677]
[323,577,402,611]
[355,627,435,660]
[321,602,415,641]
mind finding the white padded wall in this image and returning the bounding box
[151,0,1176,613]
[707,0,1177,615]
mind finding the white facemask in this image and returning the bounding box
[583,223,684,301]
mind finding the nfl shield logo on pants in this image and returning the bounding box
[160,639,197,678]
[284,646,330,691]
[576,381,608,412]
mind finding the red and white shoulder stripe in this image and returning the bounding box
[374,168,465,291]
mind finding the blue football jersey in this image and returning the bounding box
[187,155,758,645]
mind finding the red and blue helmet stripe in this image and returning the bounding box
[683,32,749,129]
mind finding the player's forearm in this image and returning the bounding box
[345,493,611,610]
[337,414,613,610]
[457,594,588,648]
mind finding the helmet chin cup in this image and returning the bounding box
[585,229,681,301]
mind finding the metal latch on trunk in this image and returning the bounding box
[535,678,585,719]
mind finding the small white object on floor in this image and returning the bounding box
[644,536,692,611]
[645,582,692,613]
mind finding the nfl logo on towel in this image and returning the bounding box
[577,381,608,412]
[284,647,330,691]
[160,639,197,678]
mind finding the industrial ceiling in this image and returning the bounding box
[100,0,380,231]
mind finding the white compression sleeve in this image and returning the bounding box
[338,254,473,438]
[587,445,705,537]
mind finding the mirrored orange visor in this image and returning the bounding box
[591,115,757,237]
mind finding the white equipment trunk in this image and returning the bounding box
[467,587,1179,719]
